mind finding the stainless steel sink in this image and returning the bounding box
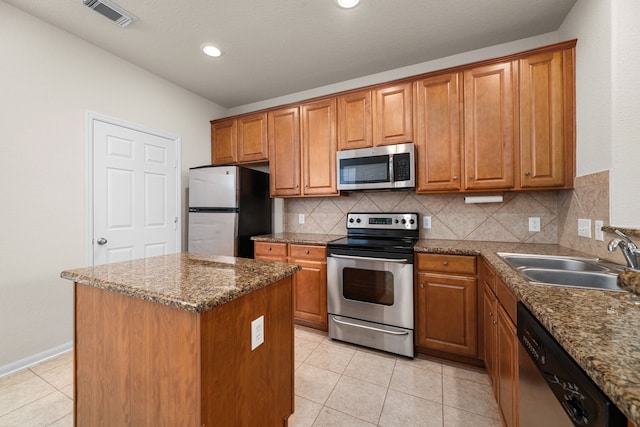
[499,253,608,272]
[497,252,624,292]
[519,268,623,291]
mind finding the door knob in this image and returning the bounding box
[97,238,108,245]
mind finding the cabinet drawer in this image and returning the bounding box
[416,253,477,275]
[289,244,326,261]
[254,242,288,258]
[496,276,518,323]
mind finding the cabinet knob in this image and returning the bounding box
[525,172,531,177]
[443,261,449,266]
[305,250,309,255]
[452,176,458,180]
[468,176,474,180]
[295,184,299,188]
[268,247,272,251]
[419,283,424,289]
[489,311,493,317]
[493,320,498,325]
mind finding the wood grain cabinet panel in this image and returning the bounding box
[268,107,301,197]
[211,119,237,164]
[463,61,516,190]
[337,90,373,150]
[237,113,268,163]
[289,244,328,329]
[519,48,575,188]
[373,83,413,146]
[414,73,463,192]
[416,272,478,357]
[301,99,338,196]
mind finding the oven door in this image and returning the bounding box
[327,251,413,330]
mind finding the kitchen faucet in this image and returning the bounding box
[608,230,640,270]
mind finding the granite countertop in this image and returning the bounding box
[254,234,640,423]
[61,252,301,314]
[414,239,640,425]
[252,232,343,245]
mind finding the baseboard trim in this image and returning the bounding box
[0,342,73,378]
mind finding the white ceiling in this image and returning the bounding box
[6,0,577,108]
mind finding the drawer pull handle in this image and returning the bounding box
[443,261,449,266]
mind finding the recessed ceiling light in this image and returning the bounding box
[202,44,223,58]
[336,0,360,8]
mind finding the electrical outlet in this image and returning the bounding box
[528,217,541,232]
[251,315,264,351]
[578,218,592,238]
[423,216,432,229]
[595,220,604,241]
[298,213,305,224]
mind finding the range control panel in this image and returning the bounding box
[346,213,418,230]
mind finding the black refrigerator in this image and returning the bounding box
[188,165,272,258]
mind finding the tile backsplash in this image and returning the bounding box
[282,168,626,263]
[284,190,560,244]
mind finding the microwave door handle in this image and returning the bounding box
[389,155,394,183]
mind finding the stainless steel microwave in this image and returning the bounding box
[336,142,415,191]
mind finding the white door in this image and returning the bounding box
[92,119,179,265]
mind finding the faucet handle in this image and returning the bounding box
[615,229,638,248]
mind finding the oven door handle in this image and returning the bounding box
[329,254,408,264]
[331,316,410,336]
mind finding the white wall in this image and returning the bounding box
[0,2,225,372]
[227,33,559,116]
[559,0,640,227]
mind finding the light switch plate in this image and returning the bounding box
[528,217,541,232]
[423,216,432,229]
[578,218,592,238]
[595,220,604,241]
[298,213,305,224]
[251,315,264,351]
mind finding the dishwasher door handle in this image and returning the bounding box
[329,254,408,264]
[331,316,410,336]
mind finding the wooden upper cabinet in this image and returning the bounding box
[211,119,237,164]
[211,113,268,165]
[463,61,516,190]
[237,113,268,163]
[373,83,413,146]
[519,48,575,188]
[268,107,301,197]
[337,90,373,150]
[301,99,338,196]
[414,73,463,192]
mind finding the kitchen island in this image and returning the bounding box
[61,252,300,426]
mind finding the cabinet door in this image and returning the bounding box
[211,119,237,164]
[289,245,327,329]
[483,284,498,395]
[337,90,373,150]
[237,113,268,163]
[373,83,413,146]
[301,99,338,196]
[268,107,301,197]
[463,62,515,190]
[416,272,477,357]
[519,49,573,188]
[496,304,518,427]
[414,73,463,192]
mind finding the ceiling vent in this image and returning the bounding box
[81,0,137,27]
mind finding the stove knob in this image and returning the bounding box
[410,219,415,225]
[356,218,361,223]
[401,219,406,224]
[349,218,354,223]
[395,219,399,224]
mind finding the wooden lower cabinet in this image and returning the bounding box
[481,258,519,427]
[415,254,478,359]
[74,277,294,426]
[255,241,328,330]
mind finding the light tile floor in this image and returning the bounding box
[0,327,502,426]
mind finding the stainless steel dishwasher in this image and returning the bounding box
[517,303,626,426]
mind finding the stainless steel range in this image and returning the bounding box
[327,212,418,358]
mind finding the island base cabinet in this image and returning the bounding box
[74,277,294,426]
